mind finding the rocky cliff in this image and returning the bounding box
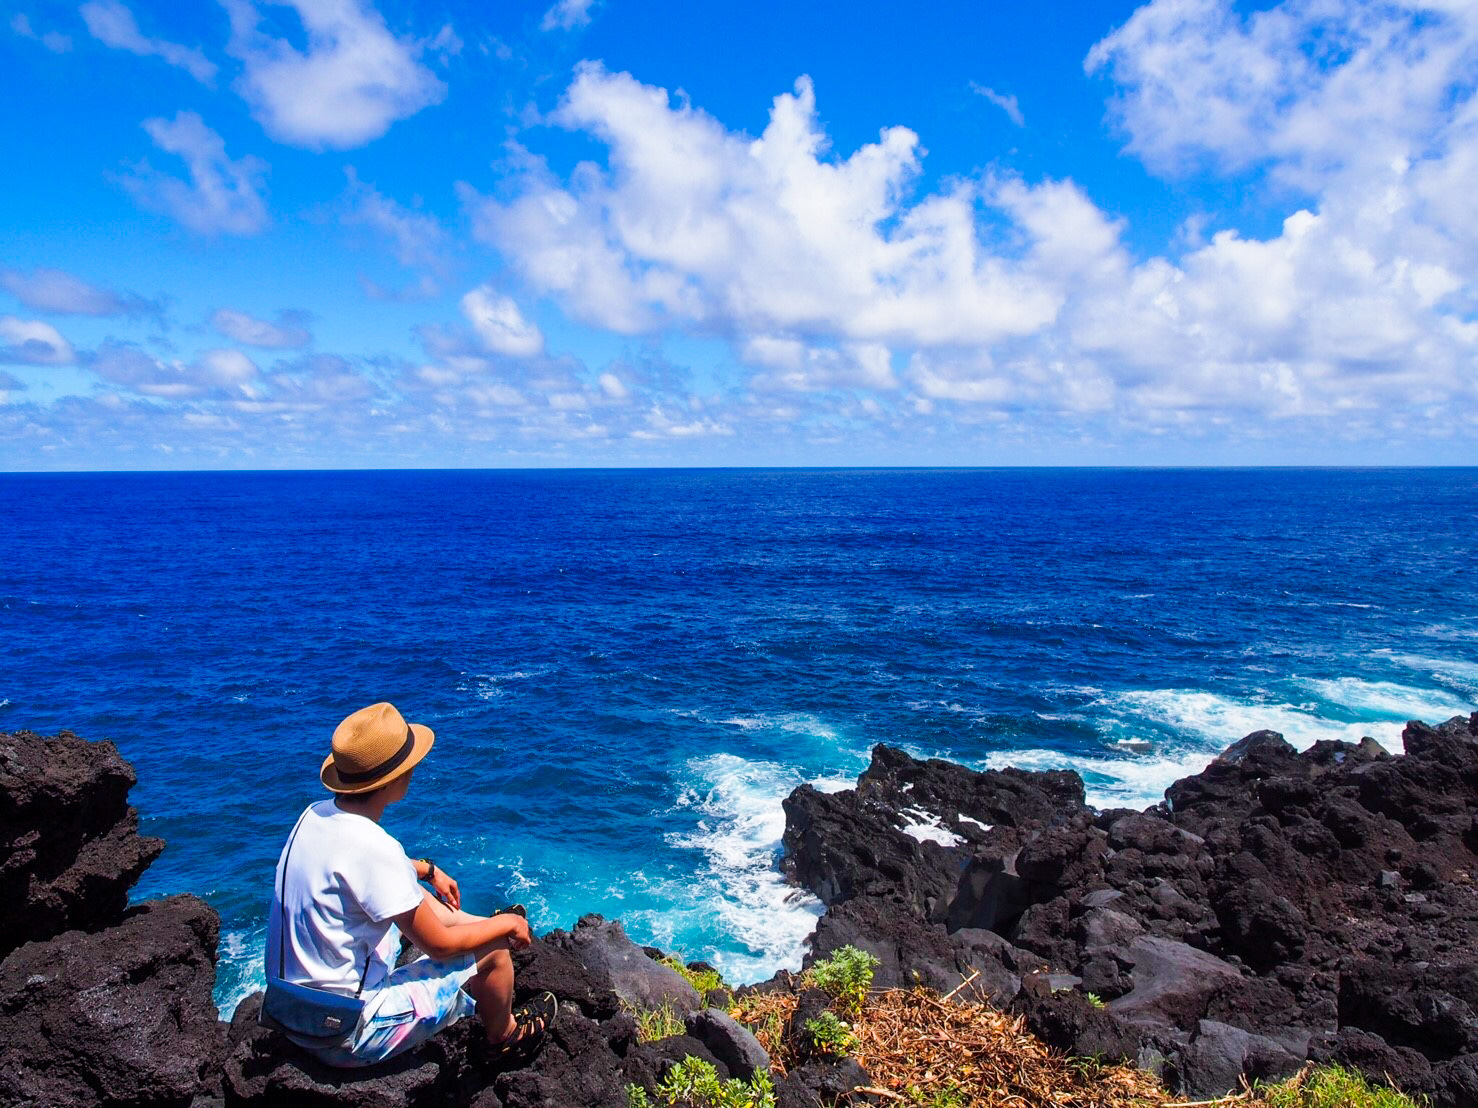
[779,715,1478,1106]
[1,718,1474,1106]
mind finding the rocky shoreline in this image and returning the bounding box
[1,716,1474,1106]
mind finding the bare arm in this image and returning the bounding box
[391,890,532,961]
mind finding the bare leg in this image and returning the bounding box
[417,897,519,1043]
[466,947,516,1043]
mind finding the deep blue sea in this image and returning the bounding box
[3,468,1476,1014]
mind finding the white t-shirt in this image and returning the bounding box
[266,799,424,996]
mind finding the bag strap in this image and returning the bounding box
[276,805,372,993]
[276,807,311,981]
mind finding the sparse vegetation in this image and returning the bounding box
[1085,991,1106,1009]
[1255,1064,1425,1108]
[625,999,686,1043]
[661,955,726,997]
[803,1009,855,1056]
[804,944,879,1014]
[626,1055,776,1108]
[727,976,1425,1108]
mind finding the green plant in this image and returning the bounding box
[806,945,879,1014]
[625,1000,686,1043]
[661,955,726,997]
[904,1081,968,1107]
[1084,991,1105,1009]
[628,1055,776,1108]
[803,1010,856,1057]
[1255,1064,1425,1108]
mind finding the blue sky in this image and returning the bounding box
[3,0,1476,468]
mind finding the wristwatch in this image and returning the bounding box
[422,858,437,882]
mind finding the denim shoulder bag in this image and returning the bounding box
[259,809,372,1044]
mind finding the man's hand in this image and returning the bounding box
[499,913,533,950]
[429,867,461,911]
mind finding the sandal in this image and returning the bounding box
[489,991,558,1058]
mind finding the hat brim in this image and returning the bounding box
[321,723,434,794]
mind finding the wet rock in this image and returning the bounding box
[0,895,224,1108]
[0,729,164,956]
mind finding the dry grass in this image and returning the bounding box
[731,977,1301,1107]
[847,984,1172,1107]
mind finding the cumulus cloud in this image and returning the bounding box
[540,0,597,31]
[465,22,1478,435]
[0,266,156,316]
[460,286,544,357]
[224,0,448,149]
[211,308,312,348]
[1087,0,1478,186]
[80,0,216,82]
[0,317,77,365]
[971,82,1024,127]
[470,64,1066,346]
[10,13,72,52]
[88,342,260,398]
[125,111,270,235]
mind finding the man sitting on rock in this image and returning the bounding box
[265,701,556,1067]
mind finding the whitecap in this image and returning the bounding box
[663,753,856,982]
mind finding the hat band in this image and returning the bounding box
[335,727,416,785]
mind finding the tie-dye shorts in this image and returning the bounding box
[299,949,479,1068]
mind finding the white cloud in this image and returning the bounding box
[597,371,628,399]
[741,336,898,392]
[224,0,448,150]
[457,44,1478,437]
[125,112,270,235]
[343,168,447,270]
[460,286,544,357]
[471,64,1066,346]
[1087,0,1478,186]
[90,342,260,398]
[10,13,72,52]
[80,0,216,82]
[540,0,597,31]
[0,267,154,316]
[211,308,312,348]
[0,317,77,365]
[971,82,1024,127]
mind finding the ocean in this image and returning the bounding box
[2,467,1475,1014]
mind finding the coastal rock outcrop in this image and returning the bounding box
[779,714,1478,1106]
[0,894,224,1107]
[0,728,164,957]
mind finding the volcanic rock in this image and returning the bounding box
[0,728,164,956]
[779,717,1478,1104]
[0,894,223,1107]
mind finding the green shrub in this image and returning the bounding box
[803,1010,856,1057]
[661,956,726,997]
[806,945,879,1014]
[626,1055,776,1108]
[1256,1064,1425,1108]
[1084,991,1106,1009]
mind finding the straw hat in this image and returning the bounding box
[321,702,435,794]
